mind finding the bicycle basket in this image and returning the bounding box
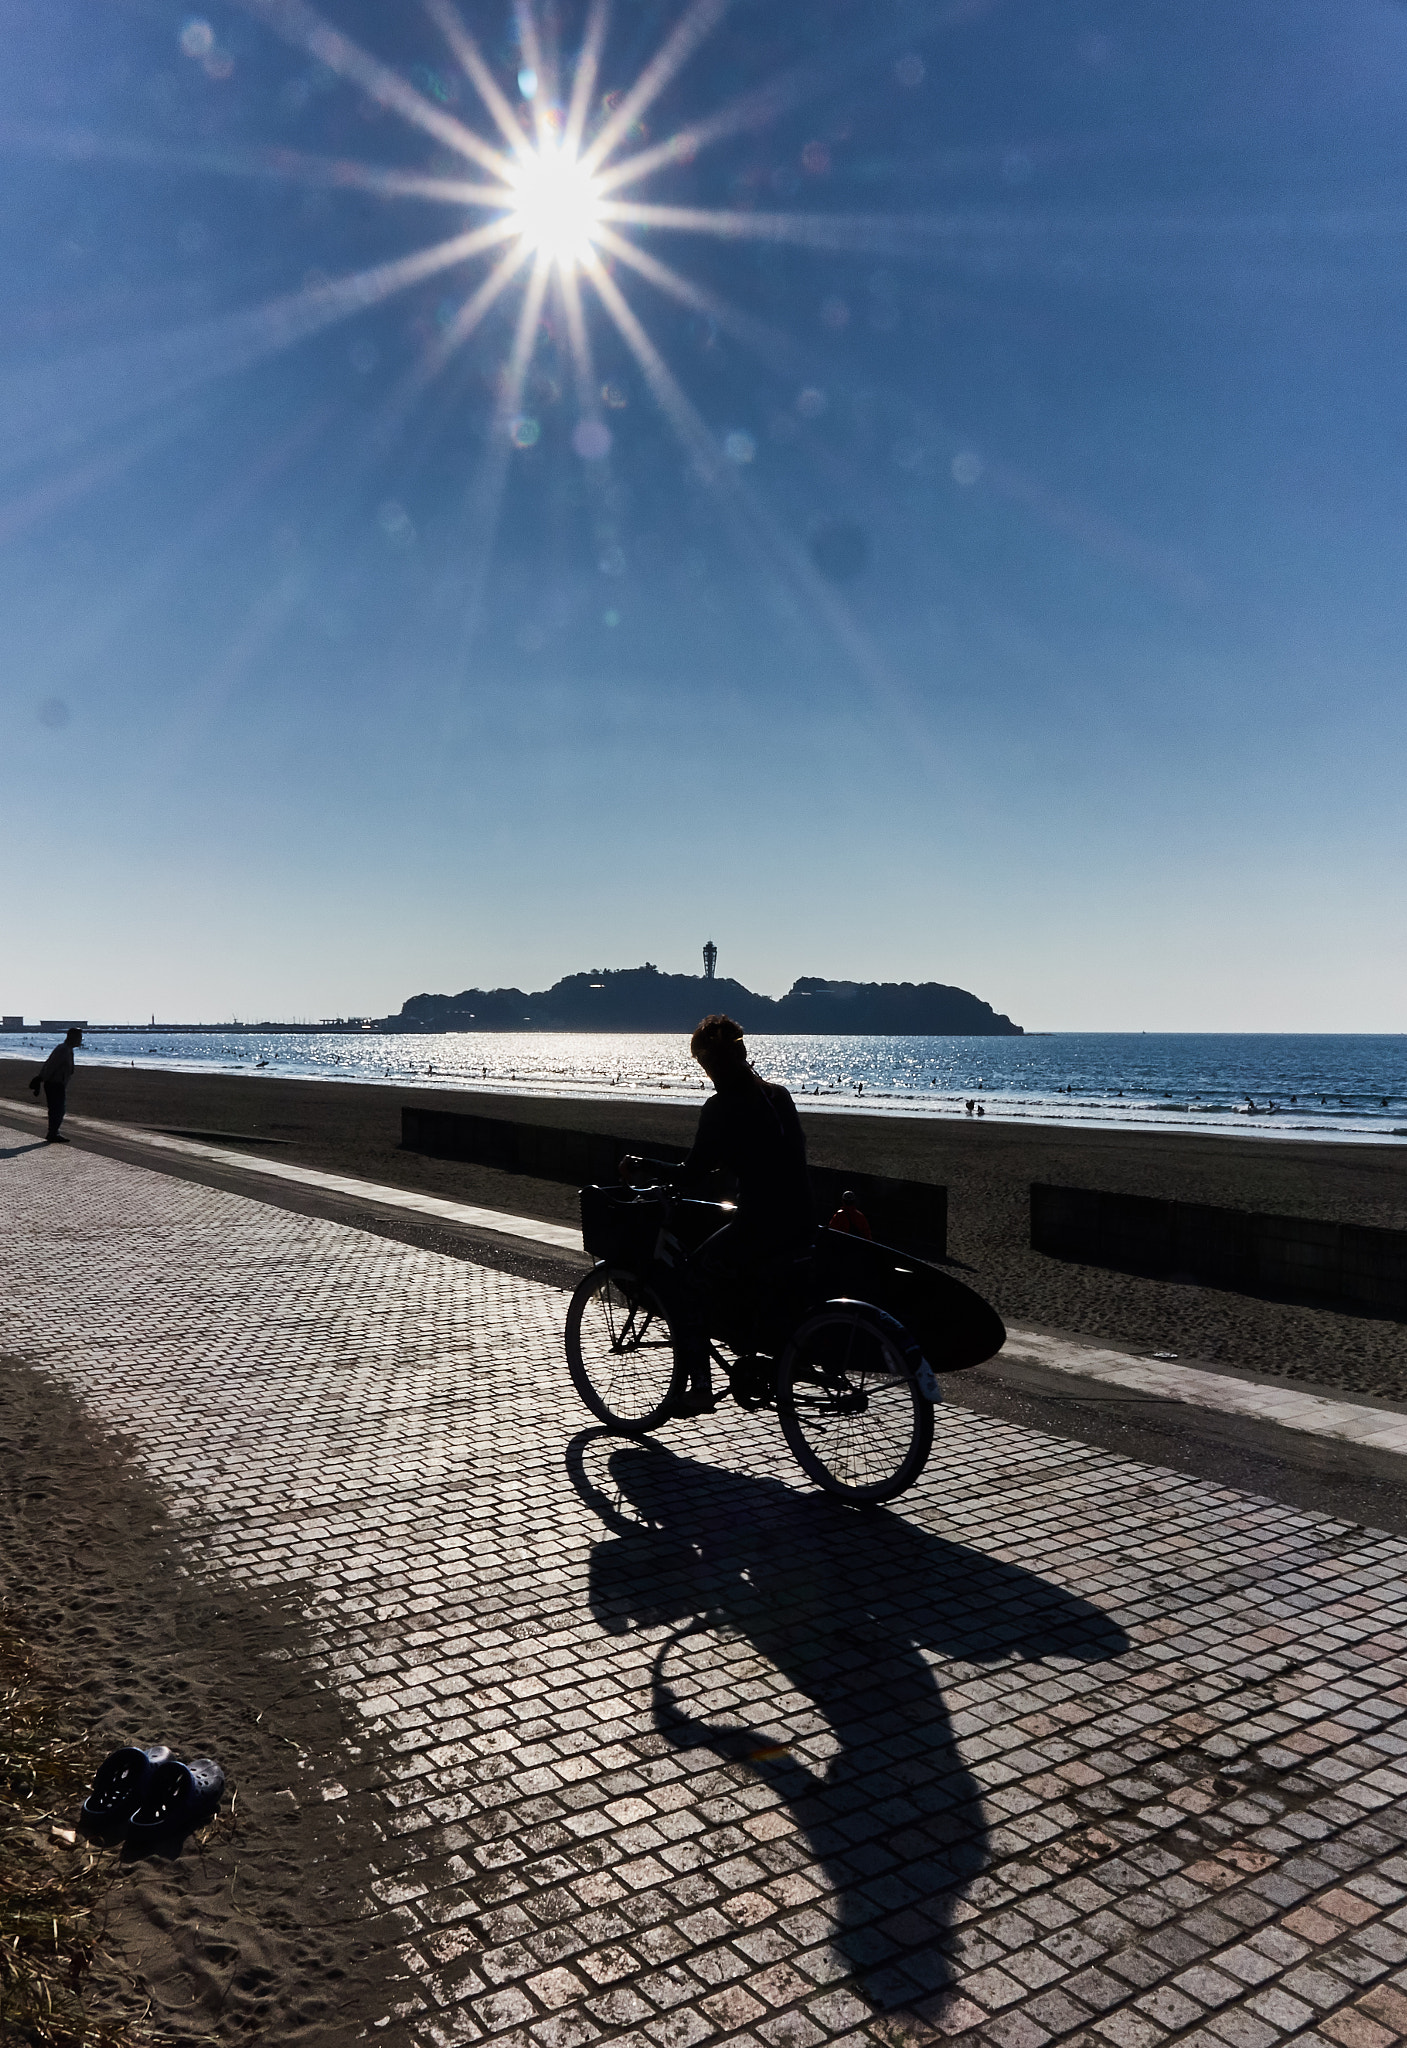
[581,1185,666,1266]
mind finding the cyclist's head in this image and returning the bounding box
[691,1013,748,1078]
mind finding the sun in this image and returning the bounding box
[506,144,602,268]
[211,0,910,658]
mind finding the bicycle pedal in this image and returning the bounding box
[726,1360,776,1408]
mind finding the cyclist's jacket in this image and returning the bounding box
[680,1073,813,1252]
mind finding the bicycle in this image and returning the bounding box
[564,1183,1006,1506]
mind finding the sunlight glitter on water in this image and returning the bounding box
[5,1030,1405,1144]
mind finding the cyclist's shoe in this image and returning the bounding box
[673,1386,723,1416]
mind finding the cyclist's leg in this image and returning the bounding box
[675,1223,749,1405]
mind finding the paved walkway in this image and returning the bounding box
[4,1098,1406,1463]
[4,1141,1407,2048]
[0,1097,585,1252]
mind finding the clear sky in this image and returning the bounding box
[2,0,1404,1031]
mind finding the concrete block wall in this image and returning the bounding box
[1031,1182,1407,1317]
[402,1107,947,1259]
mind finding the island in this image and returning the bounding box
[388,965,1022,1036]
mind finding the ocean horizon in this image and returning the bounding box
[4,1029,1404,1145]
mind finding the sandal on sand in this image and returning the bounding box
[81,1744,172,1826]
[127,1757,226,1839]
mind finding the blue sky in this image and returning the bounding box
[2,0,1404,1030]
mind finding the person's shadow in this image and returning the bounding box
[572,1434,1129,2011]
[0,1141,48,1159]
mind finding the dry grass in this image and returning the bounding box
[0,1608,135,2048]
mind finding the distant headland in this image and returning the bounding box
[390,963,1023,1037]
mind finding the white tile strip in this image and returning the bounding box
[1001,1325,1407,1457]
[0,1100,585,1253]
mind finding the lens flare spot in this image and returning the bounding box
[573,419,612,459]
[377,499,416,548]
[510,415,542,448]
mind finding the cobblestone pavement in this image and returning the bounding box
[4,1144,1407,2048]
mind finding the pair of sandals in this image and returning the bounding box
[81,1744,225,1839]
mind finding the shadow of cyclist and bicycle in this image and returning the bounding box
[567,1430,1129,2011]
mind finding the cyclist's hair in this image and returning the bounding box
[691,1013,748,1069]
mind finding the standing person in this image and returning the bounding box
[29,1028,82,1143]
[621,1013,813,1414]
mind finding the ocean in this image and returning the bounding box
[5,1030,1405,1144]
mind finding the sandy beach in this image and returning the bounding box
[4,1055,1404,1398]
[0,1357,404,2045]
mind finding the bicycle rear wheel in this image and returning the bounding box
[777,1303,933,1504]
[565,1264,684,1434]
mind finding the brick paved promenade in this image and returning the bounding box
[4,1145,1407,2048]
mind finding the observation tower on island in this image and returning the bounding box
[703,940,717,982]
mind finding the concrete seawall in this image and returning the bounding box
[402,1106,948,1259]
[1031,1181,1407,1317]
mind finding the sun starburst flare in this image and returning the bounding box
[14,0,1026,730]
[505,144,604,268]
[230,0,893,457]
[231,0,925,671]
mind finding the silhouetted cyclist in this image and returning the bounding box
[29,1027,83,1143]
[622,1014,813,1414]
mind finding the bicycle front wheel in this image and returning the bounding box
[565,1264,684,1434]
[777,1304,933,1504]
